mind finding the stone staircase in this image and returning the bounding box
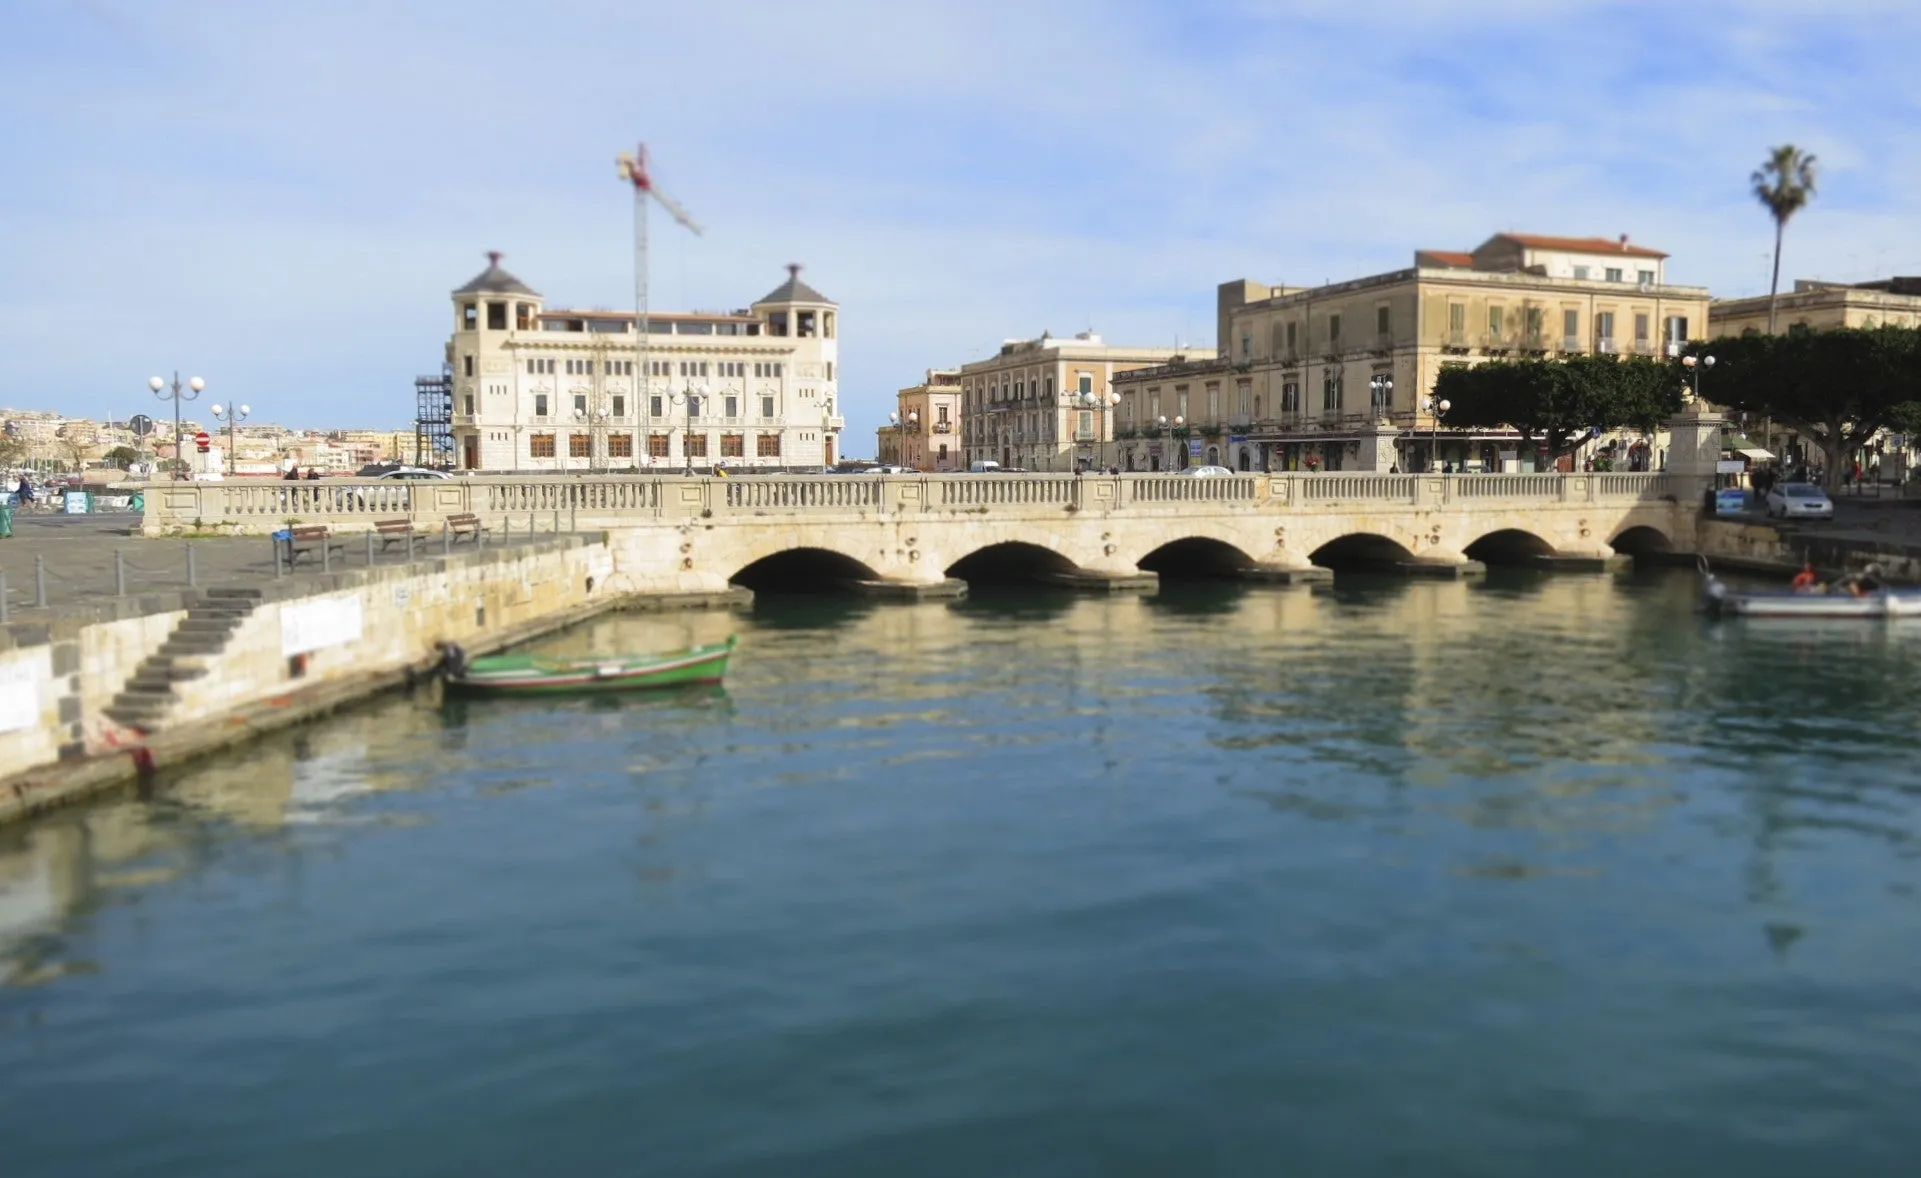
[104,588,263,732]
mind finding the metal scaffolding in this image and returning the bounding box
[414,366,454,468]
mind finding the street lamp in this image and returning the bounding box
[208,402,250,477]
[149,372,205,480]
[1421,396,1451,472]
[574,408,609,472]
[1156,414,1184,472]
[889,409,919,469]
[1680,353,1715,402]
[1077,389,1120,471]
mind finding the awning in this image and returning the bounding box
[1736,447,1773,460]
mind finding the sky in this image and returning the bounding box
[3,0,1920,450]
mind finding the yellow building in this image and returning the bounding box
[1113,233,1711,473]
[892,369,961,472]
[1711,277,1921,337]
[960,334,1191,472]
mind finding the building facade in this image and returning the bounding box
[894,369,961,472]
[959,334,1191,472]
[1111,233,1710,473]
[446,254,845,472]
[1710,277,1921,337]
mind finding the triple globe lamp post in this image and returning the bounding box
[148,372,205,479]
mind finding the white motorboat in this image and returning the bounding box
[1700,560,1921,619]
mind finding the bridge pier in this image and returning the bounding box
[1399,550,1487,579]
[1237,562,1333,585]
[846,577,969,601]
[1532,547,1634,574]
[1041,569,1159,593]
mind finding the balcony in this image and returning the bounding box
[1369,332,1395,354]
[1561,335,1581,352]
[1518,331,1549,352]
[1074,430,1097,443]
[1481,333,1510,352]
[932,421,953,433]
[1441,331,1470,350]
[1596,338,1619,355]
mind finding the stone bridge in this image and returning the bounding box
[142,471,1706,597]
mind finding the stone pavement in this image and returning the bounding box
[0,510,564,624]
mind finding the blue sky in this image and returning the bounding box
[4,0,1920,449]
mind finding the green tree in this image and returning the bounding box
[1434,355,1682,464]
[1752,144,1818,334]
[1690,326,1921,488]
[0,432,25,470]
[105,445,139,470]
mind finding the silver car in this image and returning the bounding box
[1764,482,1833,520]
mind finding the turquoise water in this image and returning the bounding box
[4,570,1921,1176]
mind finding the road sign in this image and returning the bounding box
[128,414,154,438]
[195,430,211,454]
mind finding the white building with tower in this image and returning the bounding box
[446,253,845,472]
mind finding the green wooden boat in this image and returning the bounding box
[441,636,737,696]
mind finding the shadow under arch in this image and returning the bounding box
[946,542,1079,587]
[1310,532,1417,572]
[1464,528,1557,566]
[1609,525,1674,559]
[730,547,881,595]
[1138,536,1257,581]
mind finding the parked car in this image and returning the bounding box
[1176,465,1236,477]
[1764,482,1834,520]
[855,465,915,475]
[377,466,453,480]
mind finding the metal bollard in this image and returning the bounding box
[1,570,8,623]
[406,530,415,562]
[477,519,486,550]
[187,542,198,588]
[365,530,376,565]
[442,525,452,555]
[273,536,285,578]
[115,549,126,596]
[35,554,47,607]
[322,535,331,574]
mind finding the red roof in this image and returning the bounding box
[1489,233,1668,259]
[1416,250,1475,267]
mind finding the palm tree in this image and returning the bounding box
[1752,144,1818,334]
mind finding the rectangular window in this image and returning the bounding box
[463,394,475,415]
[1448,303,1465,334]
[463,355,474,377]
[1563,309,1579,339]
[535,393,549,417]
[1077,373,1092,395]
[1241,332,1251,358]
[1488,306,1505,337]
[649,395,663,417]
[825,362,834,381]
[1282,381,1300,413]
[569,433,591,458]
[573,393,587,415]
[1321,370,1340,412]
[1077,410,1093,439]
[1634,313,1650,343]
[650,360,671,377]
[721,433,745,457]
[1572,266,1590,280]
[1666,316,1689,341]
[1638,269,1656,285]
[687,395,701,419]
[608,433,634,458]
[1205,382,1220,421]
[529,433,555,458]
[761,396,775,418]
[1329,314,1342,344]
[757,433,781,457]
[486,302,506,330]
[527,359,537,375]
[1237,380,1251,418]
[684,433,708,457]
[1376,306,1390,336]
[1286,321,1298,352]
[648,433,670,458]
[1596,311,1616,340]
[1176,386,1189,419]
[1605,267,1624,283]
[725,395,738,418]
[462,303,477,330]
[1525,307,1543,340]
[612,395,626,418]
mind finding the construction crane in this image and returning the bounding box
[617,143,703,471]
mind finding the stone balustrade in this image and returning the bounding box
[140,472,1684,535]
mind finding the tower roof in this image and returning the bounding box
[453,251,541,297]
[755,263,834,306]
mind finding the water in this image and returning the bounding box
[5,569,1921,1176]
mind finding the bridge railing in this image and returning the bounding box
[137,471,1692,534]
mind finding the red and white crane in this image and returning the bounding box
[617,143,703,466]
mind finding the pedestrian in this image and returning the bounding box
[1389,463,1400,474]
[283,462,300,481]
[304,468,321,481]
[15,475,34,511]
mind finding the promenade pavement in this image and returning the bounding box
[0,510,560,623]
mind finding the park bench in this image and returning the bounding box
[375,517,430,552]
[281,525,345,566]
[446,513,486,544]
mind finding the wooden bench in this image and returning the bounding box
[375,517,429,552]
[446,513,486,544]
[281,525,345,566]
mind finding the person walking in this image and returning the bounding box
[283,462,300,481]
[15,475,34,512]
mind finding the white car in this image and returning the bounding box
[856,465,915,475]
[377,467,453,480]
[1176,465,1236,477]
[1764,482,1834,520]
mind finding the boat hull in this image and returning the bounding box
[1703,579,1921,619]
[445,638,736,696]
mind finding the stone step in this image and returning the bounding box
[204,586,265,600]
[186,605,254,621]
[177,617,244,634]
[128,667,203,689]
[103,707,167,730]
[107,696,172,721]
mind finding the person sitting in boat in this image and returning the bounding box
[1834,566,1885,598]
[1790,562,1820,592]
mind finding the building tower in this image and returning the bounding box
[449,252,543,471]
[751,264,842,469]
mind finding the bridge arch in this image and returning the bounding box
[945,541,1079,586]
[1464,528,1557,566]
[1609,525,1674,558]
[1138,536,1258,580]
[730,547,881,593]
[1310,532,1418,571]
